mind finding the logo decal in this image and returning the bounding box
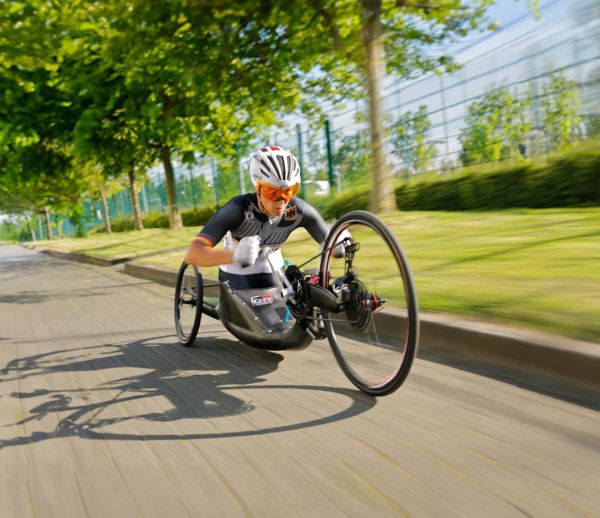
[250,293,282,306]
[245,211,254,221]
[284,205,297,221]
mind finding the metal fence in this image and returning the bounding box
[52,0,600,237]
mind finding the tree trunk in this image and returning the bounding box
[128,167,144,231]
[44,206,52,239]
[100,190,112,234]
[360,0,396,214]
[27,217,36,241]
[161,145,183,229]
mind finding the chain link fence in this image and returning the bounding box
[49,0,599,237]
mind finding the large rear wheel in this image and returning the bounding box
[320,211,419,396]
[174,262,203,347]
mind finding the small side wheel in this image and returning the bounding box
[174,262,203,347]
[320,210,419,396]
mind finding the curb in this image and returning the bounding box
[42,248,130,266]
[31,246,188,267]
[125,262,181,285]
[125,262,600,398]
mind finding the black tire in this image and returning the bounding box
[174,262,203,347]
[319,210,419,396]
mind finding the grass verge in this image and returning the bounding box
[27,228,198,258]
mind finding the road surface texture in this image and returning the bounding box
[1,245,598,517]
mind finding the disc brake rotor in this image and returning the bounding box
[343,278,376,331]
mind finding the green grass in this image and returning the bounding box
[28,228,198,258]
[29,208,600,342]
[378,208,600,342]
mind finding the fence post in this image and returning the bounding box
[236,145,245,195]
[211,158,219,209]
[141,183,148,213]
[188,167,197,210]
[118,190,126,217]
[296,123,305,199]
[324,119,335,194]
[439,75,450,162]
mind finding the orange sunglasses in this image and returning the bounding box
[256,181,299,202]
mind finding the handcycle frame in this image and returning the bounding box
[175,210,419,396]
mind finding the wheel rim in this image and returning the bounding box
[176,264,201,342]
[322,218,417,392]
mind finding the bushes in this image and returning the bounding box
[314,147,599,214]
[96,205,216,233]
[143,212,170,228]
[181,205,215,227]
[107,216,135,232]
[394,148,600,211]
[321,188,370,219]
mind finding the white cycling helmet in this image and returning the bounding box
[249,146,301,189]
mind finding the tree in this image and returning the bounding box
[2,0,540,223]
[540,72,582,150]
[54,0,326,228]
[391,105,436,176]
[459,87,531,165]
[0,0,90,230]
[78,162,122,233]
[88,0,536,215]
[245,0,539,212]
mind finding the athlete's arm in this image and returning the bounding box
[185,238,234,266]
[297,199,348,258]
[184,197,245,266]
[295,198,330,244]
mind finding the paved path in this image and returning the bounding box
[1,245,598,517]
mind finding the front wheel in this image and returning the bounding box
[174,262,203,347]
[320,211,419,396]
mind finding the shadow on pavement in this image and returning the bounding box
[0,335,375,448]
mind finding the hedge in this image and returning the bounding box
[319,147,600,218]
[96,205,215,233]
[320,188,371,220]
[395,149,600,211]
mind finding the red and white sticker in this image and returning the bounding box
[250,294,281,306]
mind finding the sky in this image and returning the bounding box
[451,0,564,63]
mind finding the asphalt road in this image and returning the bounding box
[1,245,599,518]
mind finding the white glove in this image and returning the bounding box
[333,229,352,258]
[232,236,261,267]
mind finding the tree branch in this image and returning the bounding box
[396,0,445,9]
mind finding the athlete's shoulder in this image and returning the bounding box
[226,192,255,212]
[214,193,259,220]
[198,193,256,245]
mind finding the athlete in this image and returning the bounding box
[185,146,346,277]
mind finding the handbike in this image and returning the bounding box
[174,210,419,396]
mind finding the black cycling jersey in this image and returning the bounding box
[198,193,329,249]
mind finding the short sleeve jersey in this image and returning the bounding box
[197,193,329,249]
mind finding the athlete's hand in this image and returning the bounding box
[232,236,261,267]
[333,229,352,258]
